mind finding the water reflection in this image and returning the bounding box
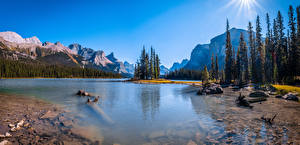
[138,84,161,120]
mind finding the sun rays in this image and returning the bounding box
[223,0,262,20]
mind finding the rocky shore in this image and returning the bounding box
[0,94,101,145]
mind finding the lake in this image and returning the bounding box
[0,79,238,144]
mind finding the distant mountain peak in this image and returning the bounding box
[0,31,42,45]
[170,58,189,71]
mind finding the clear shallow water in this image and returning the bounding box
[0,79,227,144]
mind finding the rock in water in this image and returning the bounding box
[249,91,269,98]
[76,90,89,96]
[282,93,299,102]
[197,83,223,95]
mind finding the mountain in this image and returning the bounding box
[0,31,131,76]
[184,28,250,70]
[124,61,134,74]
[169,59,188,71]
[160,65,169,75]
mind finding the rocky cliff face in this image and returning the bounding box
[160,65,169,75]
[124,61,134,74]
[184,28,250,70]
[68,43,130,74]
[170,59,188,71]
[0,31,132,75]
[0,31,42,45]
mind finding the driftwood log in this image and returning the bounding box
[235,93,253,108]
[261,114,277,124]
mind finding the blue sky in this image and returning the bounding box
[1,0,299,67]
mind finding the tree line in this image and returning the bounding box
[134,46,160,80]
[221,5,300,85]
[0,58,121,78]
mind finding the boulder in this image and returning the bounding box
[76,90,90,96]
[197,83,223,95]
[282,93,299,102]
[249,91,269,98]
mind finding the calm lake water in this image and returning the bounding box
[0,79,228,145]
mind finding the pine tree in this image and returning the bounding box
[265,13,273,83]
[215,55,219,80]
[295,6,300,77]
[239,32,249,84]
[232,47,236,80]
[276,11,288,82]
[256,15,265,83]
[287,6,297,81]
[236,47,241,84]
[202,65,209,84]
[155,54,160,79]
[272,19,279,83]
[150,47,155,79]
[225,19,233,84]
[210,53,215,80]
[248,22,257,83]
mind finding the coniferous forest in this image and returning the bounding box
[223,5,300,85]
[134,46,161,80]
[0,58,121,78]
[165,5,300,85]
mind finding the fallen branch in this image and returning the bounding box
[261,114,277,124]
[235,93,253,108]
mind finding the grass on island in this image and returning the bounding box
[272,85,300,95]
[134,79,202,85]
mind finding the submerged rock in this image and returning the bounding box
[40,111,59,120]
[282,93,299,102]
[76,90,90,96]
[249,91,269,98]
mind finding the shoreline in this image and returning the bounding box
[0,93,102,145]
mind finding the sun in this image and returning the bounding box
[224,0,261,19]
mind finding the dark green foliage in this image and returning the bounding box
[248,22,256,83]
[225,19,233,83]
[295,6,300,77]
[134,46,160,80]
[215,55,219,80]
[276,11,288,83]
[0,58,121,78]
[165,69,202,80]
[256,15,265,84]
[287,6,298,80]
[265,13,274,83]
[210,53,215,80]
[238,33,249,84]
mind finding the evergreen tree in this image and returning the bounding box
[210,53,215,80]
[202,65,209,84]
[276,11,288,82]
[256,15,265,83]
[272,19,279,82]
[239,32,249,84]
[150,47,155,79]
[215,55,219,80]
[265,13,273,83]
[295,6,300,77]
[155,54,160,79]
[232,47,236,80]
[225,19,233,84]
[288,6,297,80]
[248,22,257,83]
[236,47,241,84]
